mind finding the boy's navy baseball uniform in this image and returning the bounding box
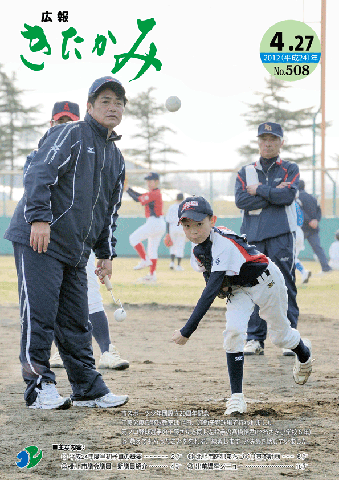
[172,196,312,415]
[235,122,299,353]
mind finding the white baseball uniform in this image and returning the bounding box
[329,241,339,270]
[295,225,305,258]
[87,250,104,314]
[182,227,300,353]
[127,187,166,260]
[129,216,166,259]
[165,203,186,258]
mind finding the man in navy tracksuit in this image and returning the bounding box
[235,122,299,356]
[4,76,129,409]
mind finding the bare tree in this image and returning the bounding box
[0,65,45,198]
[123,87,182,169]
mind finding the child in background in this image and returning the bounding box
[329,230,339,270]
[165,193,186,271]
[295,199,312,284]
[126,172,166,283]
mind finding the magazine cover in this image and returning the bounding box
[0,1,338,478]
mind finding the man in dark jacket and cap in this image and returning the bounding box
[298,179,332,273]
[4,76,129,410]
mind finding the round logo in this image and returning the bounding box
[260,20,321,82]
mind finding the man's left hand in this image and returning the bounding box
[276,181,291,189]
[246,183,261,195]
[95,259,113,283]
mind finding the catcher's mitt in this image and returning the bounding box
[164,234,173,247]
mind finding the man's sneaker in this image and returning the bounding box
[137,273,157,284]
[73,391,129,408]
[317,268,333,276]
[175,265,184,271]
[224,393,247,415]
[244,340,264,355]
[99,344,129,370]
[133,258,152,270]
[169,261,175,270]
[29,381,71,410]
[293,339,312,385]
[282,348,295,356]
[50,350,64,368]
[301,270,312,284]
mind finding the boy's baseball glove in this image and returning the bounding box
[164,234,173,247]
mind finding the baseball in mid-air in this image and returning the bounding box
[114,308,126,322]
[165,96,181,112]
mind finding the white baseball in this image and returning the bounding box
[114,308,126,322]
[165,96,181,112]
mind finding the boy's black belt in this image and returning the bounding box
[249,269,271,286]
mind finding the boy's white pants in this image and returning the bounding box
[295,226,305,258]
[129,216,166,259]
[169,224,186,258]
[87,251,104,314]
[223,260,300,353]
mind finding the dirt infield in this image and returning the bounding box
[0,303,338,479]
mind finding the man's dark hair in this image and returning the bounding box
[88,83,128,107]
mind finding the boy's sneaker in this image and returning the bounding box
[175,265,184,271]
[293,339,312,385]
[73,391,129,408]
[169,261,175,269]
[244,340,264,355]
[224,393,247,415]
[301,270,312,284]
[133,258,152,270]
[282,348,295,356]
[99,344,129,370]
[137,273,157,284]
[50,350,64,368]
[29,381,71,410]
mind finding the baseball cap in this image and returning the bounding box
[257,122,283,138]
[178,196,213,222]
[52,101,80,121]
[88,76,125,97]
[144,172,159,181]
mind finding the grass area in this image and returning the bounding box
[2,196,339,218]
[0,199,241,218]
[1,256,338,319]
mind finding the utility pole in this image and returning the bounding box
[320,0,326,212]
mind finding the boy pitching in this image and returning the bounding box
[172,196,313,415]
[126,172,166,283]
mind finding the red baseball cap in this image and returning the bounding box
[52,101,80,121]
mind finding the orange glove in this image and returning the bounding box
[164,233,173,247]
